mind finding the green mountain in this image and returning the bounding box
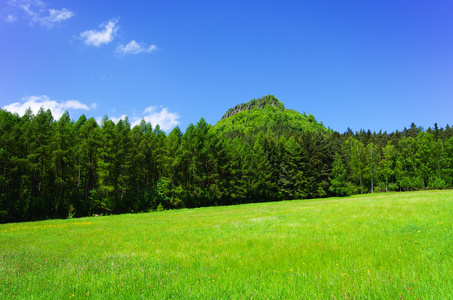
[213,95,329,135]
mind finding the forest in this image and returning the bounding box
[1,95,453,223]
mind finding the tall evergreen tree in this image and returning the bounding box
[162,126,183,208]
[112,119,132,212]
[329,152,347,196]
[285,136,307,199]
[25,108,54,220]
[345,137,365,193]
[50,111,75,217]
[415,132,435,189]
[77,117,99,215]
[365,142,380,193]
[380,141,396,192]
[250,132,272,202]
[96,117,116,214]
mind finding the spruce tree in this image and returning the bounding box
[329,152,347,196]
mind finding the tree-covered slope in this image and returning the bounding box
[1,95,453,223]
[213,95,329,135]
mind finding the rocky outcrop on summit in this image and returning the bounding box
[214,95,329,135]
[221,95,284,120]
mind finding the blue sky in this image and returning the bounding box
[1,0,452,133]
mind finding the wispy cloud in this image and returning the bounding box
[80,18,119,47]
[3,95,96,119]
[6,14,17,23]
[117,40,157,55]
[45,8,73,23]
[7,0,73,27]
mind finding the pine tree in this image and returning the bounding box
[250,132,273,202]
[77,117,100,215]
[365,142,380,193]
[329,152,347,196]
[95,117,115,214]
[380,141,396,192]
[345,137,365,193]
[25,108,54,220]
[163,126,183,208]
[128,125,146,211]
[225,138,249,204]
[414,132,433,189]
[0,109,25,222]
[113,118,132,212]
[285,136,307,199]
[50,111,76,217]
[443,136,453,186]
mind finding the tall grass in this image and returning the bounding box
[1,190,452,299]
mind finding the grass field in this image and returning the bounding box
[1,190,452,299]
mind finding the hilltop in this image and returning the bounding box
[214,95,328,135]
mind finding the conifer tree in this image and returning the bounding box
[163,126,183,208]
[78,117,100,215]
[365,142,380,193]
[329,152,347,196]
[250,132,273,202]
[25,108,53,219]
[415,132,434,189]
[285,136,307,199]
[443,136,453,186]
[345,137,365,193]
[128,125,146,211]
[50,111,75,217]
[96,117,115,213]
[380,141,396,192]
[113,119,132,212]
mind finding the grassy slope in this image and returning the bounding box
[1,190,452,299]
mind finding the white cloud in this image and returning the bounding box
[4,96,180,132]
[7,0,73,27]
[80,19,119,47]
[45,8,73,24]
[144,106,158,114]
[136,106,180,131]
[3,95,95,119]
[107,106,180,132]
[117,40,157,55]
[61,100,90,110]
[109,114,129,124]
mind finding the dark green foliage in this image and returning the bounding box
[0,96,452,223]
[329,153,347,196]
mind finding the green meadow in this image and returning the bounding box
[1,190,452,299]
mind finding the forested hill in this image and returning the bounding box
[213,95,328,136]
[1,96,453,223]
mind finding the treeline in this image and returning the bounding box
[1,107,453,223]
